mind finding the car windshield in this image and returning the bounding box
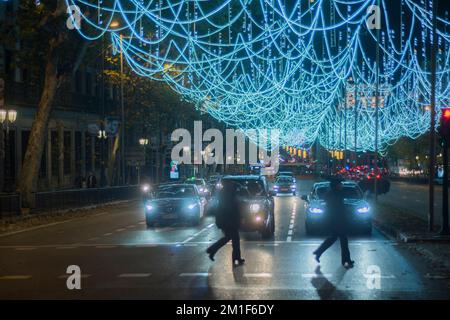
[185,179,203,185]
[315,186,362,200]
[228,180,266,196]
[156,186,196,198]
[276,177,293,184]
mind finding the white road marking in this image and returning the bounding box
[118,273,151,278]
[14,247,36,251]
[424,274,448,279]
[103,233,113,236]
[88,237,100,241]
[95,245,116,249]
[0,275,32,280]
[286,201,297,242]
[180,224,214,244]
[244,273,272,278]
[363,274,396,279]
[179,273,211,277]
[301,273,333,278]
[56,246,77,250]
[116,228,126,232]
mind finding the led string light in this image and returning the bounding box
[67,0,450,152]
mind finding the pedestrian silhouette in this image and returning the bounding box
[313,179,355,268]
[206,180,245,267]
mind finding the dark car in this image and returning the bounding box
[144,184,206,227]
[207,175,222,196]
[301,181,372,235]
[218,175,275,239]
[271,175,297,196]
[184,177,211,199]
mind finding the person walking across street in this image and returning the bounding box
[313,178,355,268]
[206,180,245,267]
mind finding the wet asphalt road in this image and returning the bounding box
[378,181,449,227]
[0,179,449,299]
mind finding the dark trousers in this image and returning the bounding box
[207,228,241,261]
[315,232,351,264]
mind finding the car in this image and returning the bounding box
[276,171,296,182]
[277,171,294,178]
[301,181,372,235]
[220,175,275,239]
[207,175,222,196]
[144,184,206,227]
[271,176,297,196]
[184,177,211,199]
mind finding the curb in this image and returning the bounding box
[0,199,139,237]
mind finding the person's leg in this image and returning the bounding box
[339,234,351,265]
[230,229,242,261]
[207,231,231,258]
[314,234,338,259]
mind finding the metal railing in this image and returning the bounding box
[33,185,139,213]
[0,193,21,217]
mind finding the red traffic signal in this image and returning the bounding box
[439,108,450,141]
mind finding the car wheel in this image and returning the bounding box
[261,217,274,239]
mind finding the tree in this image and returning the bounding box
[1,0,88,209]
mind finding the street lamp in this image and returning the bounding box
[0,109,17,191]
[97,126,108,187]
[138,138,149,184]
[0,109,17,133]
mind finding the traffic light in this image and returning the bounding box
[439,108,450,141]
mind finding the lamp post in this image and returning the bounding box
[98,125,108,187]
[138,138,149,184]
[0,109,18,191]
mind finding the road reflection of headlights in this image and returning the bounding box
[187,203,198,210]
[309,207,324,214]
[250,203,261,213]
[357,206,370,214]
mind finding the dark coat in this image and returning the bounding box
[323,189,349,234]
[215,193,241,231]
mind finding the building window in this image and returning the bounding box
[75,132,82,175]
[51,131,59,178]
[85,133,92,173]
[63,131,71,175]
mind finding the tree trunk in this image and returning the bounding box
[18,41,61,209]
[107,129,121,185]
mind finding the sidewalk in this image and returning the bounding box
[373,201,450,274]
[0,200,136,236]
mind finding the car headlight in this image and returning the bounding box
[309,207,324,214]
[187,203,198,210]
[290,185,296,189]
[146,204,155,211]
[250,203,261,213]
[273,185,279,189]
[357,206,370,214]
[141,184,150,192]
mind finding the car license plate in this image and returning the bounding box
[164,214,177,219]
[281,188,288,191]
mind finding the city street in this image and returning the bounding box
[0,180,448,300]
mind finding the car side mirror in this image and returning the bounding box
[301,195,308,201]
